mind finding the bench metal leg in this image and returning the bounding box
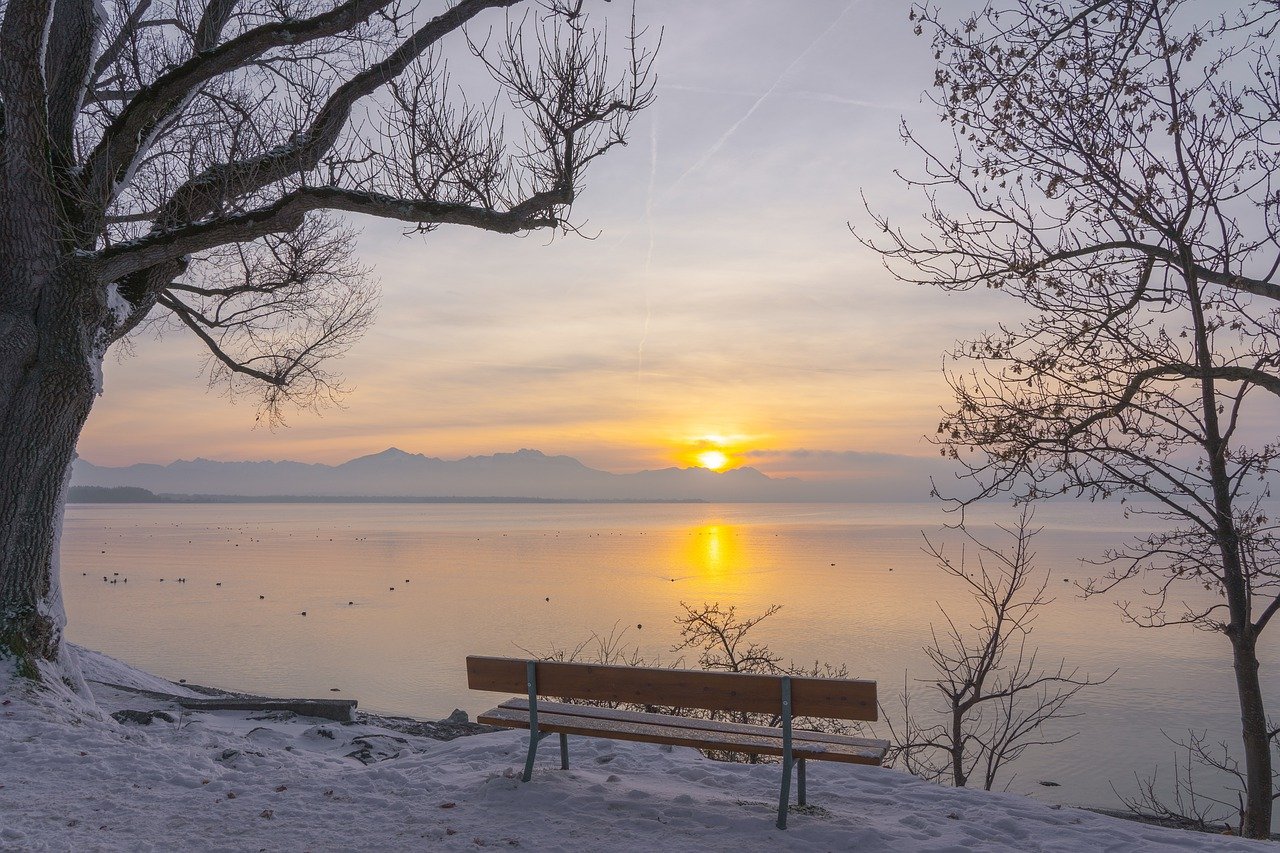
[776,759,805,826]
[777,759,793,829]
[776,676,794,830]
[522,661,540,782]
[520,663,570,781]
[522,731,540,782]
[523,731,557,781]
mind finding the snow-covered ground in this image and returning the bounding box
[0,647,1265,852]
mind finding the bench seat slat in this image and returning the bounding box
[478,704,889,765]
[498,698,889,752]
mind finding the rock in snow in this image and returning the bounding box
[0,646,1263,852]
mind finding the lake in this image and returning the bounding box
[58,501,1271,816]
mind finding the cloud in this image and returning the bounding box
[79,1,968,472]
[743,447,939,469]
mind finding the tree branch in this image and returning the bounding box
[1068,363,1280,439]
[153,0,522,225]
[84,0,408,206]
[95,183,569,282]
[157,291,285,385]
[44,0,99,159]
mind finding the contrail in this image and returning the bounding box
[644,114,659,272]
[637,114,658,381]
[667,0,859,192]
[608,0,860,253]
[629,0,858,377]
[660,81,902,112]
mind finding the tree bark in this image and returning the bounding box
[1232,629,1273,838]
[0,270,100,676]
[951,705,968,787]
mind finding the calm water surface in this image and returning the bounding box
[59,501,1274,813]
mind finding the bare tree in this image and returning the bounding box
[0,0,656,683]
[672,601,854,690]
[883,511,1109,790]
[860,0,1280,836]
[1114,728,1278,834]
[672,601,786,676]
[541,602,854,763]
[528,621,655,673]
[669,601,855,761]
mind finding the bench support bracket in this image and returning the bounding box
[520,662,570,781]
[777,676,794,829]
[522,661,540,782]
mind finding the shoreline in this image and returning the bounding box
[105,673,1273,844]
[1,647,1270,851]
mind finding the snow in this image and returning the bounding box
[29,464,93,705]
[84,0,109,112]
[89,283,134,397]
[104,283,132,330]
[0,647,1265,852]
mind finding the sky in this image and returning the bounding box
[78,0,1000,479]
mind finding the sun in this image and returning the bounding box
[696,449,729,471]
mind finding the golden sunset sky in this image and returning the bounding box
[78,0,997,479]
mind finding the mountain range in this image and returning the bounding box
[71,448,943,502]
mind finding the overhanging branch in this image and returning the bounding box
[154,0,521,225]
[157,291,285,385]
[84,0,404,206]
[94,183,569,282]
[1068,363,1280,440]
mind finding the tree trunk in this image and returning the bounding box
[1184,267,1273,839]
[951,705,967,787]
[1232,630,1273,838]
[0,278,100,680]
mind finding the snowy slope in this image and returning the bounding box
[0,647,1263,852]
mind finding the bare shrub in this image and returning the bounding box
[537,602,856,763]
[882,510,1111,790]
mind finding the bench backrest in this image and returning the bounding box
[466,656,877,721]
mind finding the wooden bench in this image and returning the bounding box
[467,655,888,829]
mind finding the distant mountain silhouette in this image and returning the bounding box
[71,447,944,502]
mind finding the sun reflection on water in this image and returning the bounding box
[684,523,743,578]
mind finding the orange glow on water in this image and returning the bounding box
[685,523,744,577]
